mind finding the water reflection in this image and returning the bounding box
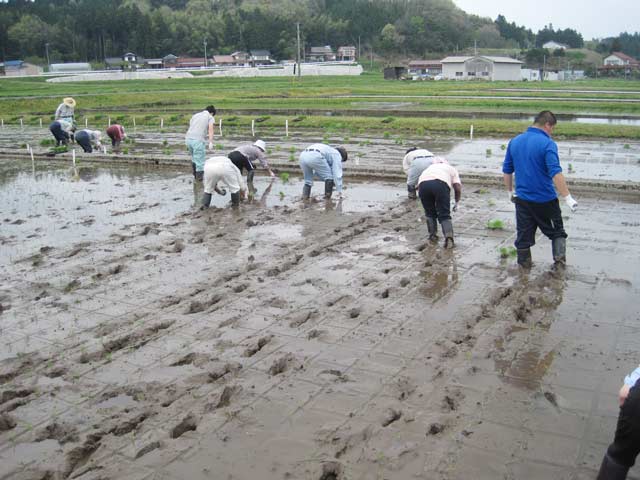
[418,253,459,302]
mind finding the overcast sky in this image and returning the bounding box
[452,0,638,40]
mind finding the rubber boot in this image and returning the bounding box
[324,179,334,199]
[247,170,255,184]
[302,184,311,200]
[194,171,204,182]
[441,219,454,249]
[426,217,438,242]
[552,237,566,264]
[407,184,417,199]
[230,192,240,207]
[517,248,532,269]
[191,162,196,178]
[200,192,212,210]
[597,454,629,480]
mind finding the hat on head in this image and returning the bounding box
[336,146,348,162]
[63,97,76,107]
[253,139,266,152]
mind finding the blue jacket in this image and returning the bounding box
[502,127,562,203]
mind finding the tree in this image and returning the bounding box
[7,15,51,57]
[379,23,402,54]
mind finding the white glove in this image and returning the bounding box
[508,191,516,203]
[208,141,214,150]
[452,202,458,212]
[563,194,578,212]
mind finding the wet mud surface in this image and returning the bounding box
[1,159,640,479]
[2,126,640,184]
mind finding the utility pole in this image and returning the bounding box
[542,54,546,82]
[203,38,207,67]
[358,36,361,61]
[45,43,50,71]
[296,23,301,78]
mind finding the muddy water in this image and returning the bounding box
[1,157,640,479]
[1,126,639,184]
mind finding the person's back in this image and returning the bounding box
[419,161,460,189]
[186,110,212,141]
[506,128,560,203]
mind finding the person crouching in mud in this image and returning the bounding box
[75,129,103,153]
[403,146,435,199]
[299,143,347,200]
[49,119,76,146]
[106,124,126,152]
[201,156,247,209]
[417,157,462,248]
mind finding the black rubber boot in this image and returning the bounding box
[247,170,255,184]
[200,192,212,210]
[195,171,203,182]
[302,184,312,200]
[407,184,417,199]
[552,237,566,264]
[324,179,335,199]
[230,192,240,207]
[426,217,438,242]
[441,219,454,249]
[517,248,532,269]
[597,454,629,480]
[191,162,196,178]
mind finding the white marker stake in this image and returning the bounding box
[470,124,474,141]
[20,118,24,129]
[1,118,3,128]
[72,149,76,167]
[30,146,35,171]
[160,118,164,129]
[26,143,30,152]
[133,116,136,133]
[85,117,88,128]
[103,146,107,154]
[285,119,289,137]
[39,118,43,128]
[219,118,222,136]
[251,119,255,137]
[108,117,111,126]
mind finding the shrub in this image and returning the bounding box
[487,219,504,230]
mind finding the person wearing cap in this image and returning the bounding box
[502,110,578,268]
[228,140,275,184]
[417,157,462,248]
[597,364,640,479]
[106,124,126,151]
[75,129,103,153]
[185,105,216,181]
[299,143,347,200]
[403,147,435,199]
[55,97,76,123]
[201,155,247,209]
[49,118,75,146]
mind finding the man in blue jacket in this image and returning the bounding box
[299,144,347,200]
[502,111,578,268]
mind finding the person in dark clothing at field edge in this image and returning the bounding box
[597,364,640,479]
[502,110,578,268]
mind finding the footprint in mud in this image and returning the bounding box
[394,376,417,401]
[427,423,446,435]
[0,413,16,432]
[378,288,391,299]
[442,389,464,412]
[268,353,300,376]
[64,431,104,478]
[170,352,210,367]
[35,422,79,444]
[348,307,360,319]
[319,461,343,480]
[244,336,273,357]
[208,362,242,381]
[307,329,326,340]
[399,277,411,287]
[136,441,162,459]
[171,413,198,439]
[185,293,222,314]
[206,385,242,411]
[1,387,34,404]
[289,309,317,328]
[381,408,403,427]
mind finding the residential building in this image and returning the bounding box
[212,55,240,67]
[249,50,272,66]
[604,52,639,66]
[174,57,206,68]
[408,60,442,77]
[543,41,569,51]
[231,51,250,65]
[337,46,356,62]
[307,46,336,62]
[0,60,43,76]
[441,55,523,81]
[144,58,164,69]
[163,54,178,68]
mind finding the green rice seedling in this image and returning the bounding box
[255,116,270,123]
[163,149,171,155]
[289,146,296,153]
[279,191,285,199]
[279,172,290,183]
[289,153,295,162]
[477,188,489,194]
[488,199,496,207]
[501,144,507,150]
[40,138,55,146]
[624,144,631,149]
[381,117,395,124]
[292,116,306,123]
[487,219,505,230]
[162,139,168,146]
[122,147,129,155]
[499,246,517,258]
[568,163,574,173]
[383,131,391,139]
[485,148,492,157]
[215,143,224,150]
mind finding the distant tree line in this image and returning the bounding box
[0,0,635,66]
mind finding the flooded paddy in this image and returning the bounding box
[1,136,640,479]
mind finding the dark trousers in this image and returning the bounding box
[514,197,567,249]
[49,122,69,145]
[418,179,451,223]
[228,151,254,174]
[107,133,120,147]
[607,381,640,469]
[75,131,92,153]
